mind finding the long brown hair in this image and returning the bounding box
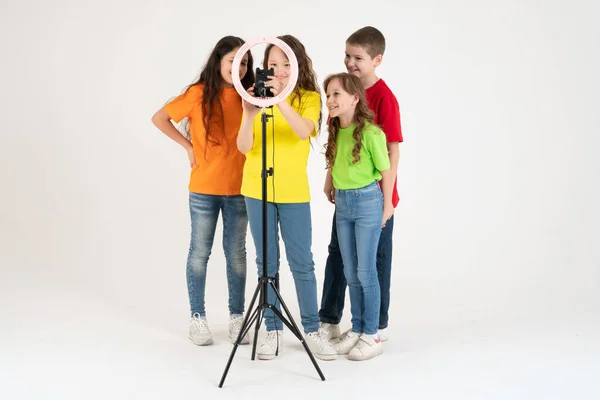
[324,73,374,169]
[264,35,322,134]
[181,36,255,157]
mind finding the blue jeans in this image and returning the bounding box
[186,192,248,317]
[245,197,319,333]
[319,205,394,330]
[334,182,383,335]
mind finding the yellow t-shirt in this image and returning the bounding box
[241,89,321,203]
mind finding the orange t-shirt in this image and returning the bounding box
[164,84,245,195]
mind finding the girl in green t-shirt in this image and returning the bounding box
[323,73,393,360]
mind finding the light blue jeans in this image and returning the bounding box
[186,192,248,317]
[335,181,383,335]
[245,197,319,333]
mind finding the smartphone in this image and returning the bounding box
[255,67,275,98]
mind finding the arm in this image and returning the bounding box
[266,79,316,140]
[380,167,394,227]
[151,107,195,167]
[387,141,400,198]
[378,92,402,188]
[237,96,260,154]
[237,112,256,154]
[377,95,402,226]
[369,127,394,227]
[277,101,314,140]
[324,168,335,204]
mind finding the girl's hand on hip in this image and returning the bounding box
[186,145,196,168]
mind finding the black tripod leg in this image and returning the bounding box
[238,305,261,343]
[269,281,326,381]
[268,280,303,339]
[219,280,263,388]
[251,307,265,360]
[234,282,262,342]
[219,109,324,387]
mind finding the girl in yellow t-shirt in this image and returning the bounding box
[237,35,337,361]
[151,36,254,347]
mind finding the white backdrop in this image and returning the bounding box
[1,0,599,398]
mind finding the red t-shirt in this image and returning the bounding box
[366,79,403,207]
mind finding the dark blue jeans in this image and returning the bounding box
[319,211,394,330]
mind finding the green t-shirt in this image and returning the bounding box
[331,123,390,190]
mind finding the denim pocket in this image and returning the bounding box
[358,181,383,200]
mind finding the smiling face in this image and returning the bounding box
[266,45,291,88]
[326,77,358,125]
[344,43,381,83]
[220,47,249,87]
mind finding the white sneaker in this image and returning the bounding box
[333,330,360,354]
[318,322,341,341]
[306,331,338,361]
[229,314,250,345]
[257,331,283,360]
[348,334,383,361]
[378,328,389,342]
[188,313,213,346]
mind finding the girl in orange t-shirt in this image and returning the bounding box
[151,36,254,347]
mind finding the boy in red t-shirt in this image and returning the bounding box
[320,26,403,350]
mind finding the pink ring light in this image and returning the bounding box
[231,37,299,108]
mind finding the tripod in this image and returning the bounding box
[219,107,325,388]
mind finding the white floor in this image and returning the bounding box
[2,277,598,400]
[2,1,599,398]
